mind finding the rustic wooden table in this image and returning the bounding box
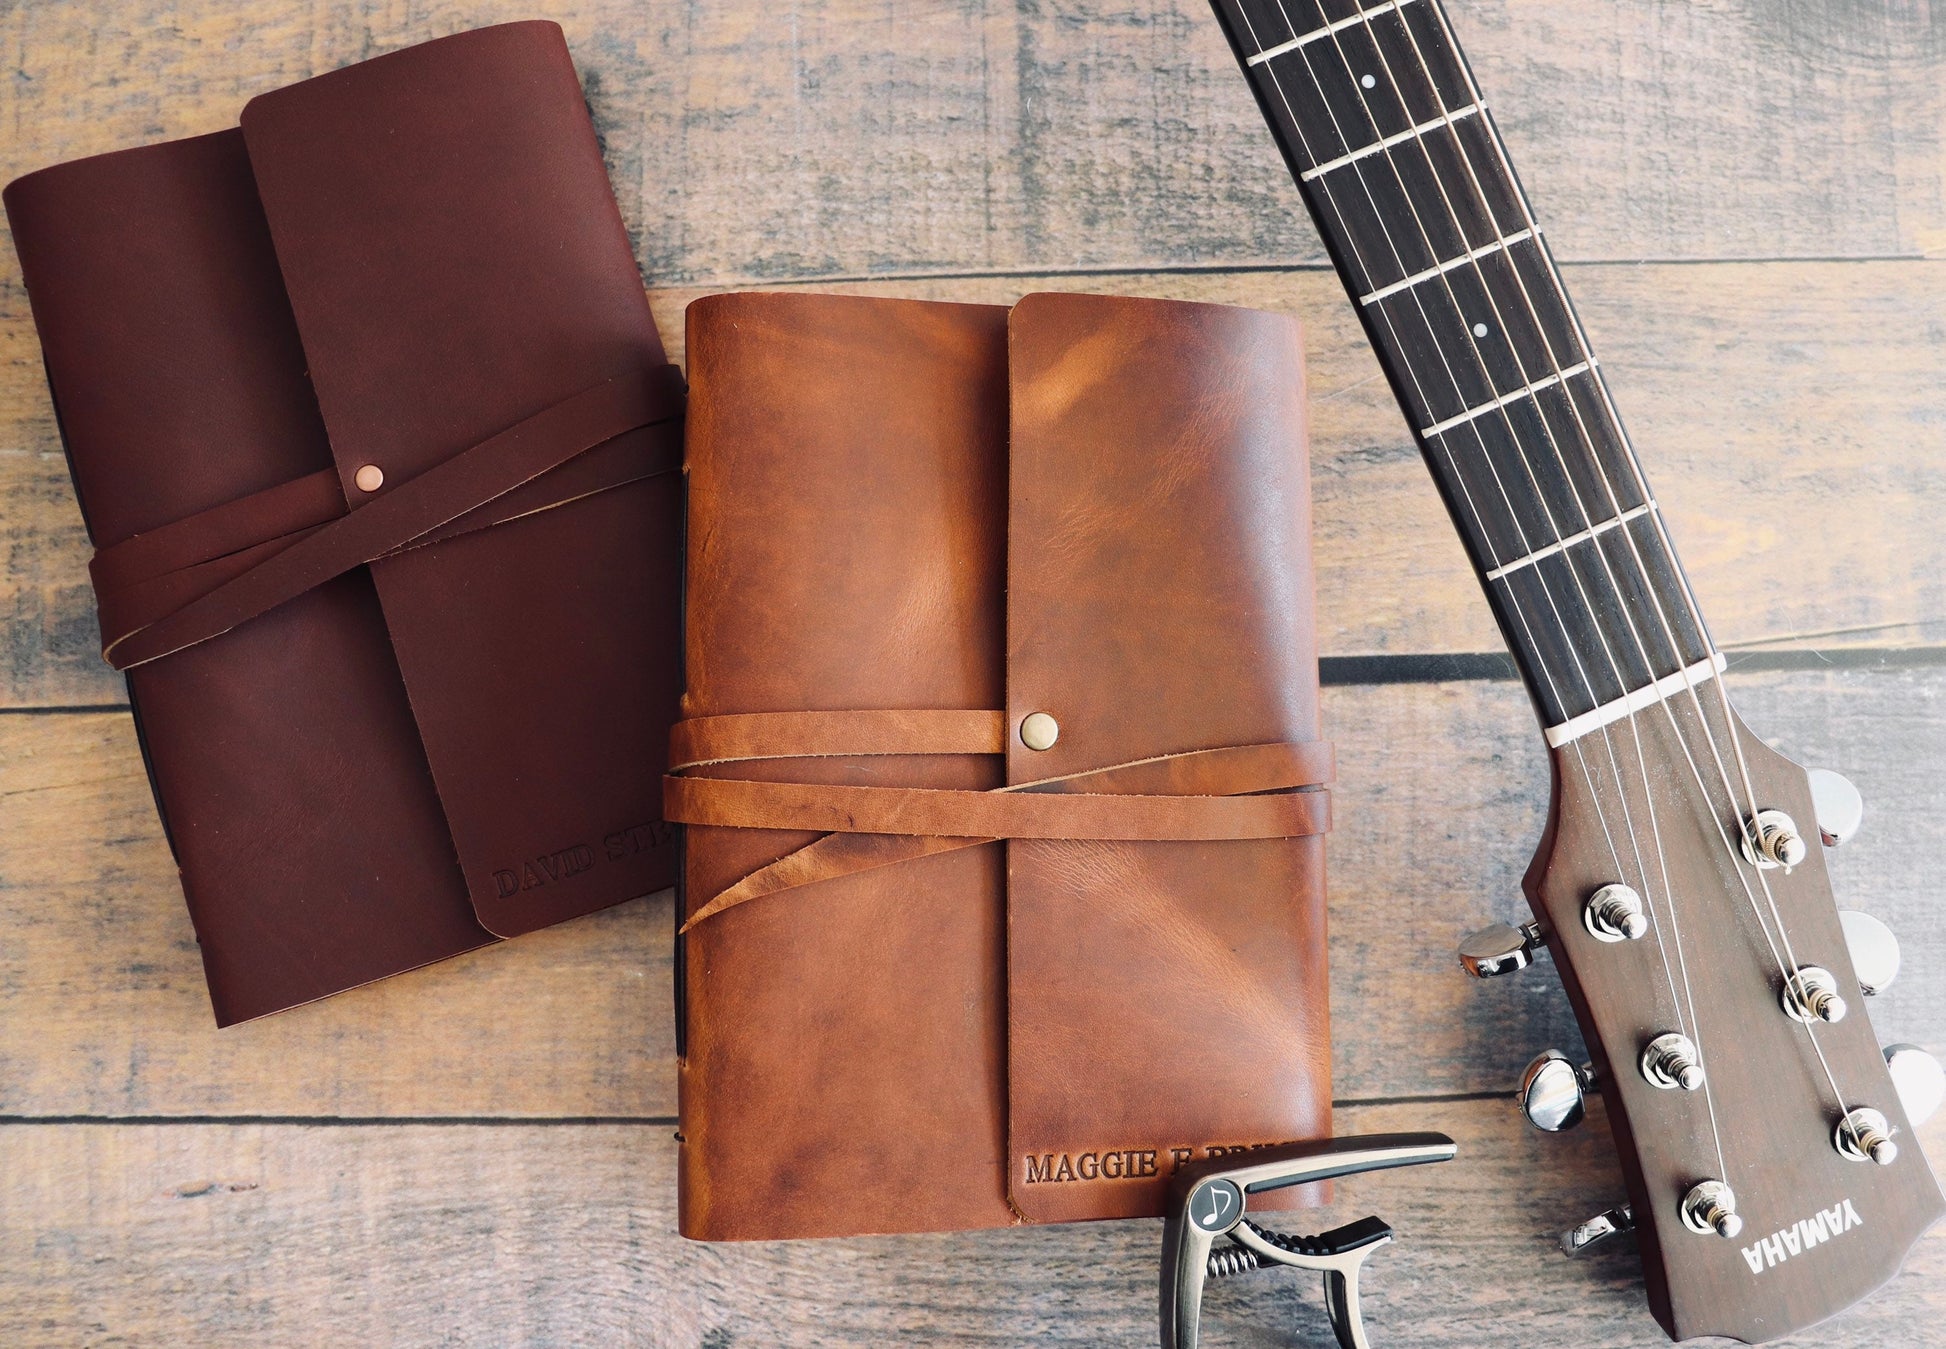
[3,2,1943,1345]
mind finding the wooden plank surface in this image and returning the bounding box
[2,0,1941,279]
[9,260,1946,704]
[1,1103,1939,1347]
[4,666,1941,1118]
[1,0,1943,1345]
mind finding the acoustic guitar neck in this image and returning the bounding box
[1208,0,1718,749]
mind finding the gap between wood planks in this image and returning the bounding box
[0,1092,1518,1126]
[611,253,1939,289]
[5,644,1945,718]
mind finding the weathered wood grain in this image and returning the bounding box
[3,665,1939,1118]
[6,259,1945,706]
[1,2,1941,1342]
[2,0,1941,285]
[0,1102,1937,1347]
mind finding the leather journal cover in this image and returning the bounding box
[4,22,685,1025]
[671,290,1333,1239]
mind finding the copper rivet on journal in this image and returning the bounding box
[1019,712,1059,751]
[353,464,384,492]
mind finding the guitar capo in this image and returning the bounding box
[1160,1132,1457,1349]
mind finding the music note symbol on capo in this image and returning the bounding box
[1194,1180,1240,1231]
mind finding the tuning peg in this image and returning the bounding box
[1839,911,1901,995]
[1681,1180,1743,1240]
[1885,1045,1945,1126]
[1459,920,1545,979]
[1561,1204,1634,1256]
[1808,768,1865,847]
[1520,1050,1595,1132]
[1782,965,1847,1024]
[1835,1107,1899,1166]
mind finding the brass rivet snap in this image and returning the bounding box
[354,464,385,492]
[1020,712,1059,751]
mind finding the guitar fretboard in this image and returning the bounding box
[1211,0,1717,742]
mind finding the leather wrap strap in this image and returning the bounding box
[92,468,347,598]
[666,710,1334,929]
[666,765,1329,840]
[670,709,1007,768]
[96,365,685,669]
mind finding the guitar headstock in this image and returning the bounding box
[1480,690,1943,1342]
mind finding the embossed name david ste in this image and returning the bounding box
[491,819,674,899]
[1022,1139,1300,1185]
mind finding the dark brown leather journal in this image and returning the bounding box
[4,22,685,1025]
[671,290,1333,1239]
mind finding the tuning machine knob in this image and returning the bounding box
[1885,1044,1945,1126]
[1839,911,1901,995]
[1458,920,1545,979]
[1808,768,1865,847]
[1561,1204,1634,1256]
[1520,1051,1595,1132]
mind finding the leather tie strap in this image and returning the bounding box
[98,365,685,669]
[665,770,1330,841]
[666,711,1334,929]
[669,709,1008,768]
[91,467,348,599]
[92,423,677,649]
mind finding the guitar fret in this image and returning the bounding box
[1212,0,1712,730]
[1247,0,1421,67]
[1360,228,1535,305]
[1544,653,1728,748]
[1420,360,1594,439]
[1299,103,1483,183]
[1485,500,1658,581]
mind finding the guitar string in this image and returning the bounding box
[1359,0,1857,1126]
[1279,0,1736,1176]
[1403,2,1859,1115]
[1339,0,1855,1127]
[1219,4,1640,926]
[1390,0,1822,1008]
[1305,0,1742,1162]
[1228,1,1711,1159]
[1393,0,1858,1124]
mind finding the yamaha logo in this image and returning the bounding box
[1741,1199,1864,1274]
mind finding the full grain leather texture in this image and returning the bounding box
[1004,291,1330,1222]
[4,22,683,1024]
[676,290,1329,1240]
[679,291,1014,1240]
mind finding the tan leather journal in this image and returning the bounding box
[5,22,684,1025]
[670,290,1333,1239]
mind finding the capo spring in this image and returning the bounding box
[1206,1244,1262,1279]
